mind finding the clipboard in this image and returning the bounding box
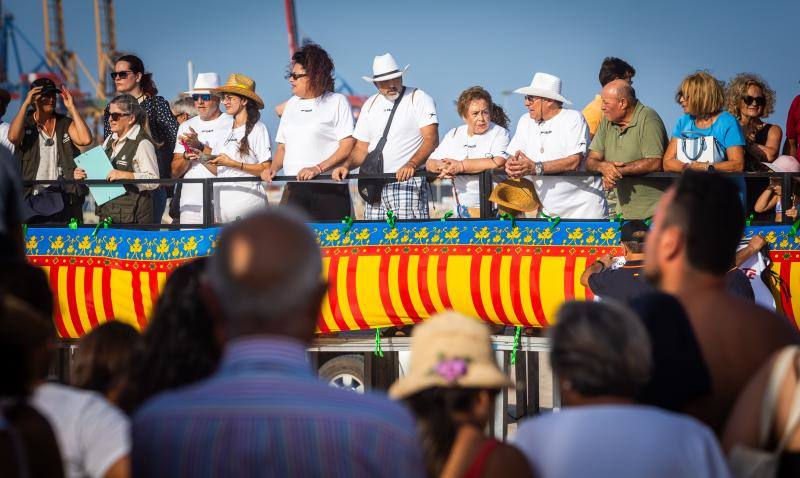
[73,146,127,206]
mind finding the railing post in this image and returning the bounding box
[479,170,492,219]
[202,179,214,228]
[782,173,792,225]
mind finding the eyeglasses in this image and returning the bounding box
[110,70,134,80]
[220,94,241,103]
[108,112,132,121]
[743,95,766,107]
[677,92,689,103]
[192,94,213,102]
[285,73,307,80]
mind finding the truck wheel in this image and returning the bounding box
[318,354,365,393]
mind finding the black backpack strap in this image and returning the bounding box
[372,87,406,156]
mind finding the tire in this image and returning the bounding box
[318,354,366,393]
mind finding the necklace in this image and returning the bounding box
[34,112,56,146]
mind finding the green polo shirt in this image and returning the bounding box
[590,102,669,219]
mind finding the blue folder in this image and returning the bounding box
[73,146,127,206]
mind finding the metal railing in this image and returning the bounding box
[22,170,800,229]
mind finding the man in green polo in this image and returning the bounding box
[586,80,669,219]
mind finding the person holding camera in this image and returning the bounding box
[8,78,93,224]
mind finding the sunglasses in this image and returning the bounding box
[110,70,134,80]
[285,73,307,80]
[192,94,213,102]
[743,95,766,107]
[525,95,547,103]
[109,112,132,121]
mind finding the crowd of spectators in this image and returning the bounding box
[4,46,800,478]
[5,49,800,226]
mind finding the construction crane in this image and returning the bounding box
[94,0,116,99]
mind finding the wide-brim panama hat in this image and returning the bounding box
[185,72,221,96]
[362,53,409,83]
[514,72,572,105]
[388,311,513,400]
[211,73,264,109]
[489,178,541,213]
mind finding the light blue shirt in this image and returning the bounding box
[672,111,746,153]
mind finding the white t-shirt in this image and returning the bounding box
[737,242,776,310]
[212,121,271,220]
[507,109,607,219]
[430,123,509,208]
[34,129,59,194]
[173,112,234,212]
[353,87,438,172]
[0,121,15,154]
[32,383,131,478]
[275,92,354,176]
[513,405,731,478]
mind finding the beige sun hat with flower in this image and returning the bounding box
[388,311,513,400]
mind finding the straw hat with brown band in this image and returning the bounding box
[211,73,265,109]
[488,178,541,215]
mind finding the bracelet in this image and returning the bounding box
[460,161,466,173]
[316,164,323,174]
[594,260,606,272]
[240,162,244,170]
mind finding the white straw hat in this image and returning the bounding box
[514,72,572,105]
[185,72,221,96]
[362,53,409,83]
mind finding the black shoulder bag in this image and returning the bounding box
[358,87,406,204]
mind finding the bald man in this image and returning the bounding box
[644,171,798,434]
[586,79,670,220]
[132,209,425,477]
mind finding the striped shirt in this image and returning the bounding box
[132,337,425,477]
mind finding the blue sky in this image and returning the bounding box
[6,0,800,142]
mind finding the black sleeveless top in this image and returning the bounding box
[745,122,775,170]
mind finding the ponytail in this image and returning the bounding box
[238,101,261,157]
[490,103,510,130]
[115,54,158,97]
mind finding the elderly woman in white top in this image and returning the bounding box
[426,86,510,218]
[75,94,159,224]
[262,43,355,221]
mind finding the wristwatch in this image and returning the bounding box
[707,164,716,172]
[534,161,544,176]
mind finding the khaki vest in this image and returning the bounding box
[95,128,153,224]
[16,111,80,197]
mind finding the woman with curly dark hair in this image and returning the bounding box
[105,54,179,224]
[262,42,355,220]
[426,86,510,218]
[725,73,785,168]
[116,258,221,414]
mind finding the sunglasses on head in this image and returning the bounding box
[110,70,134,80]
[285,73,307,80]
[192,94,213,102]
[743,95,766,107]
[109,112,132,121]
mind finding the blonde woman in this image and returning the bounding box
[663,71,746,173]
[725,73,784,168]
